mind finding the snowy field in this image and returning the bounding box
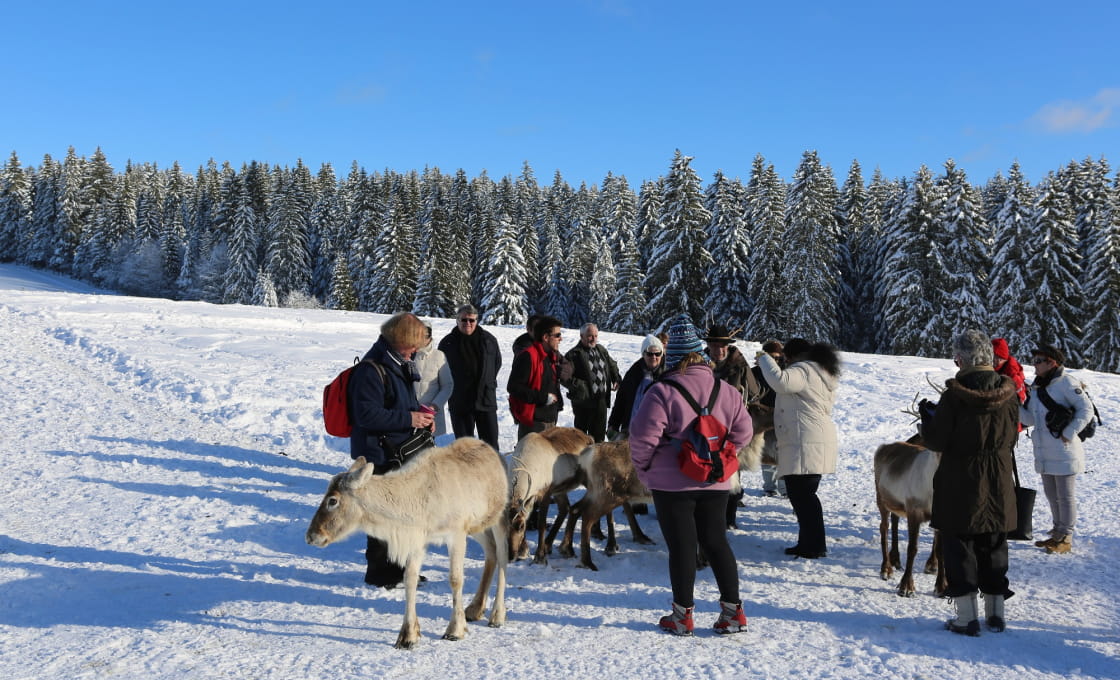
[1,262,1118,680]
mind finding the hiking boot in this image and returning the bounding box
[983,594,1005,633]
[713,601,747,634]
[946,593,981,637]
[1034,530,1057,548]
[1046,534,1072,554]
[658,602,694,636]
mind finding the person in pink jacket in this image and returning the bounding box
[630,314,754,636]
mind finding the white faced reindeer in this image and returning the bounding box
[306,437,509,649]
[507,427,594,564]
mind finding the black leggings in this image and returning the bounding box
[784,474,826,553]
[652,489,740,608]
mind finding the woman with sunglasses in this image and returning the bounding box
[607,334,665,438]
[1020,344,1094,555]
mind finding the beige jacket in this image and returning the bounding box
[757,354,839,478]
[414,342,454,436]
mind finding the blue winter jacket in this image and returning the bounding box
[348,336,421,468]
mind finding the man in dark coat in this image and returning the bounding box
[923,329,1019,636]
[564,323,621,443]
[438,304,502,451]
[507,316,566,440]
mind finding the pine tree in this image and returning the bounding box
[836,160,870,351]
[1027,172,1083,365]
[26,155,61,267]
[778,151,840,343]
[988,163,1036,353]
[588,234,617,326]
[1081,169,1120,371]
[606,230,647,333]
[327,256,359,311]
[480,211,527,325]
[744,163,787,341]
[0,151,31,261]
[224,180,259,305]
[879,166,944,356]
[265,167,313,300]
[252,268,279,307]
[647,150,712,326]
[703,170,752,328]
[934,159,989,338]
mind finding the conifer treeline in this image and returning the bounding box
[1,147,1118,372]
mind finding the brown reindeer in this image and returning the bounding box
[874,437,947,597]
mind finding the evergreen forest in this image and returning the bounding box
[1,147,1118,372]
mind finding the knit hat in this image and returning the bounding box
[1031,344,1066,366]
[641,334,664,355]
[991,337,1010,361]
[953,329,994,367]
[663,314,707,370]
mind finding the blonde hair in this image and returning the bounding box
[673,352,711,374]
[381,312,428,352]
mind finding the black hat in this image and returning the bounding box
[1031,344,1066,365]
[703,324,737,343]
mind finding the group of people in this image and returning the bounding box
[922,331,1094,637]
[339,306,1095,639]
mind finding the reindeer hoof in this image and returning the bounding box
[488,621,503,629]
[578,560,599,571]
[532,554,549,566]
[604,545,618,556]
[395,637,419,650]
[441,633,461,641]
[635,535,655,546]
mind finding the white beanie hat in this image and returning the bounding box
[640,334,664,354]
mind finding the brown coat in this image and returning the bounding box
[925,370,1019,535]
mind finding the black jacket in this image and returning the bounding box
[926,370,1019,535]
[348,337,421,467]
[438,326,502,412]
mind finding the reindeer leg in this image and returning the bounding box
[395,550,425,650]
[488,524,508,627]
[579,504,602,571]
[931,529,948,596]
[441,534,469,641]
[897,514,920,597]
[529,493,551,563]
[537,492,569,564]
[879,502,894,582]
[558,497,582,559]
[604,503,619,556]
[889,514,901,569]
[466,530,495,622]
[623,501,655,545]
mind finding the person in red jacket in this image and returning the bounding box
[992,338,1027,404]
[507,316,567,441]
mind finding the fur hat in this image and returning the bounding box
[1031,344,1066,366]
[991,337,1010,361]
[703,324,737,343]
[953,329,994,367]
[641,334,664,355]
[664,314,707,369]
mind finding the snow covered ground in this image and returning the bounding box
[1,262,1118,680]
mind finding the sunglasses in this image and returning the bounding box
[458,317,478,324]
[644,351,663,357]
[548,332,562,339]
[1031,357,1050,365]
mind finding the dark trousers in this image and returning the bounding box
[364,536,405,587]
[450,408,500,451]
[941,532,1012,598]
[652,489,740,608]
[517,420,555,441]
[785,474,826,553]
[573,398,609,443]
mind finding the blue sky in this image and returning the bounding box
[4,1,1118,188]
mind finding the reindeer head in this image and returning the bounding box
[306,457,375,548]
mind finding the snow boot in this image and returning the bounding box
[1046,534,1072,554]
[1034,529,1057,548]
[713,600,747,634]
[658,602,694,636]
[983,594,1006,633]
[946,592,981,637]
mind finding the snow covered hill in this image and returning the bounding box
[1,262,1117,679]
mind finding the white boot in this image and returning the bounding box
[946,592,980,636]
[984,593,1005,632]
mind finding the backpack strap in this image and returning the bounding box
[353,358,390,405]
[663,378,721,416]
[1034,385,1060,413]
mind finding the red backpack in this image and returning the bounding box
[322,359,384,437]
[662,378,739,484]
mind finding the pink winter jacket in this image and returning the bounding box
[629,363,753,492]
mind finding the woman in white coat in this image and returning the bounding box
[757,338,840,559]
[414,324,454,437]
[1020,344,1093,554]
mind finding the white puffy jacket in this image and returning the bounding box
[1020,369,1094,475]
[758,354,839,478]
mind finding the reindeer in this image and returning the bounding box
[875,438,946,596]
[507,427,594,564]
[306,438,509,649]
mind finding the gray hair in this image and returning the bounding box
[580,322,598,336]
[455,304,479,318]
[953,329,994,367]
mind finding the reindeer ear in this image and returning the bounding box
[341,457,375,489]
